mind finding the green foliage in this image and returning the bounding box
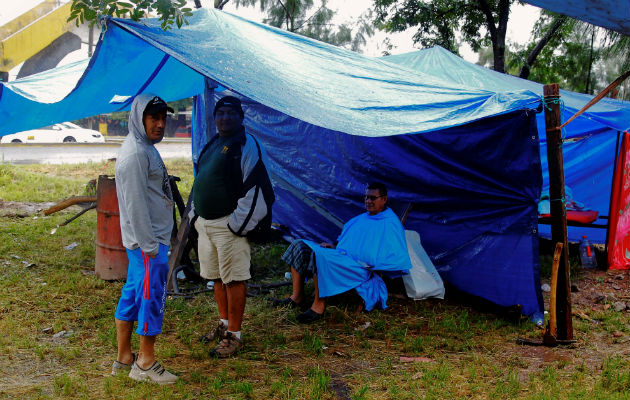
[233,0,374,51]
[307,366,331,399]
[508,13,602,94]
[599,356,630,393]
[68,0,194,30]
[374,0,514,71]
[53,374,88,397]
[0,163,107,202]
[301,331,325,355]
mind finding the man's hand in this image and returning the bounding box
[320,242,335,249]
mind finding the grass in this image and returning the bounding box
[1,161,629,399]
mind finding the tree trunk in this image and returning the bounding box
[585,29,595,94]
[519,16,566,79]
[493,0,509,73]
[213,0,230,9]
[493,41,505,73]
[477,0,509,73]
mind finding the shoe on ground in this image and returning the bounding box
[209,332,243,358]
[199,321,227,343]
[296,308,324,324]
[111,353,136,375]
[128,361,178,385]
[269,297,301,308]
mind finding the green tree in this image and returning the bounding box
[373,0,513,72]
[69,0,194,30]
[232,0,374,51]
[515,13,567,79]
[596,53,630,100]
[508,15,602,95]
[603,33,630,71]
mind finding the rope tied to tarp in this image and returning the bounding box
[542,96,563,111]
[542,96,567,147]
[549,196,566,204]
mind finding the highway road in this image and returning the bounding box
[0,139,192,164]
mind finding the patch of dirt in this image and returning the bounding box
[0,200,86,218]
[566,268,630,314]
[0,351,70,397]
[0,200,57,217]
[505,267,630,382]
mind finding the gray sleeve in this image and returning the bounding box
[117,152,160,256]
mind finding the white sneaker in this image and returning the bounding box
[128,361,178,385]
[111,353,136,375]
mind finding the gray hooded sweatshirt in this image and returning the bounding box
[115,93,173,256]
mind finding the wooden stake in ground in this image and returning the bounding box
[544,242,563,344]
[543,83,573,341]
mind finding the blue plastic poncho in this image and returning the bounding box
[303,208,412,311]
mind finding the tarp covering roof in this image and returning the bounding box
[384,46,630,243]
[0,8,541,137]
[522,0,630,36]
[383,46,630,137]
[0,9,546,317]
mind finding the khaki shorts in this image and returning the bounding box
[195,215,251,284]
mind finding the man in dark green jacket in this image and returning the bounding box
[192,95,273,358]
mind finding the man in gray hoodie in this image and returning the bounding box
[111,93,177,384]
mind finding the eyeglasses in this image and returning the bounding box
[364,195,384,201]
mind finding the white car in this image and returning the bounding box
[0,122,105,144]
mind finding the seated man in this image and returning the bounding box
[273,182,412,323]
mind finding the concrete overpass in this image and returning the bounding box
[0,0,92,82]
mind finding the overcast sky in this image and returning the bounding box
[1,0,541,66]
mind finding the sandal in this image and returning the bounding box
[209,332,243,358]
[199,321,227,343]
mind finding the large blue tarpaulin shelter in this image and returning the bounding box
[1,8,547,316]
[383,46,630,244]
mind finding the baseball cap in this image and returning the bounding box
[144,96,174,115]
[213,96,244,118]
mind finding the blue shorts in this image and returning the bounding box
[115,243,169,336]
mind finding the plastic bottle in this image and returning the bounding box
[579,235,597,269]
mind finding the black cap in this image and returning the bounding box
[144,96,174,115]
[213,96,244,118]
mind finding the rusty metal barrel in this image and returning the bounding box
[95,175,128,280]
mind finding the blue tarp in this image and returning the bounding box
[383,46,630,243]
[0,9,545,315]
[521,0,630,36]
[214,93,543,316]
[0,25,205,134]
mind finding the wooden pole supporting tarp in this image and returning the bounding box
[543,83,573,341]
